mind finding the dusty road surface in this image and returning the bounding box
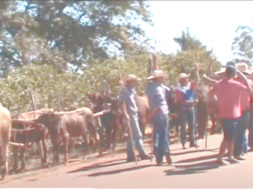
[1,133,253,188]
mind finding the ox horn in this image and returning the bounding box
[9,142,25,148]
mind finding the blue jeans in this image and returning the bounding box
[234,111,249,156]
[127,114,147,160]
[179,108,196,146]
[151,114,170,163]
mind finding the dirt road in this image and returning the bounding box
[1,134,253,188]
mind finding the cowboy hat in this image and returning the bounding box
[147,70,166,80]
[125,74,140,82]
[235,62,251,75]
[178,73,190,79]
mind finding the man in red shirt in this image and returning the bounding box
[209,63,252,164]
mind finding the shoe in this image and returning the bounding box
[248,148,253,152]
[234,155,245,161]
[227,158,239,164]
[190,143,199,148]
[141,155,153,161]
[216,159,228,165]
[126,158,135,162]
[182,144,186,149]
[127,159,134,162]
[156,161,163,166]
[165,154,172,165]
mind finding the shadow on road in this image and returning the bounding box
[67,158,126,174]
[175,153,218,163]
[171,148,219,156]
[164,160,220,176]
[88,164,153,177]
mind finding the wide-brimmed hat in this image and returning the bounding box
[125,74,140,82]
[178,73,190,80]
[236,62,251,75]
[147,70,166,80]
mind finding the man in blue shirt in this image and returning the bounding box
[146,70,172,166]
[176,73,198,149]
[118,74,152,162]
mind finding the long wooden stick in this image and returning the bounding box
[115,58,138,165]
[30,90,37,119]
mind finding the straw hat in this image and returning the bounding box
[236,62,251,74]
[125,74,140,82]
[178,73,190,80]
[147,70,166,80]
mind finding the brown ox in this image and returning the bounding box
[0,105,11,179]
[36,108,99,164]
[11,119,47,171]
[137,95,151,136]
[87,93,150,153]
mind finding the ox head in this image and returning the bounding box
[36,112,61,141]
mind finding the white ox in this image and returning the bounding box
[0,105,11,179]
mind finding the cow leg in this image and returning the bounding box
[112,124,117,151]
[12,147,18,172]
[38,140,47,166]
[63,133,69,165]
[63,137,68,165]
[20,148,25,170]
[42,138,47,165]
[51,139,59,164]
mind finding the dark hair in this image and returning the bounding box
[226,61,235,67]
[225,65,236,77]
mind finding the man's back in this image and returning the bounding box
[213,78,246,119]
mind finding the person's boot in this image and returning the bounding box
[165,153,172,165]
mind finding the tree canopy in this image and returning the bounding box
[0,0,152,75]
[232,25,253,64]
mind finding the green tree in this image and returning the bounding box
[161,31,221,85]
[0,0,152,75]
[232,25,253,64]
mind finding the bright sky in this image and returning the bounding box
[145,1,253,65]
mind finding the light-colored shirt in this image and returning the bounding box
[146,81,170,116]
[211,78,247,119]
[118,87,138,116]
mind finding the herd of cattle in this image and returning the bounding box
[0,93,151,180]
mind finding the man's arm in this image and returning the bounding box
[237,71,253,94]
[202,74,218,86]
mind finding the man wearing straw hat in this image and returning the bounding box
[176,72,198,149]
[146,70,172,166]
[118,74,152,162]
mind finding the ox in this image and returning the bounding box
[36,108,99,164]
[11,119,47,171]
[88,93,125,152]
[136,95,151,136]
[0,105,11,179]
[88,93,151,153]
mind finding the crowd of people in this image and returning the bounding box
[117,61,253,166]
